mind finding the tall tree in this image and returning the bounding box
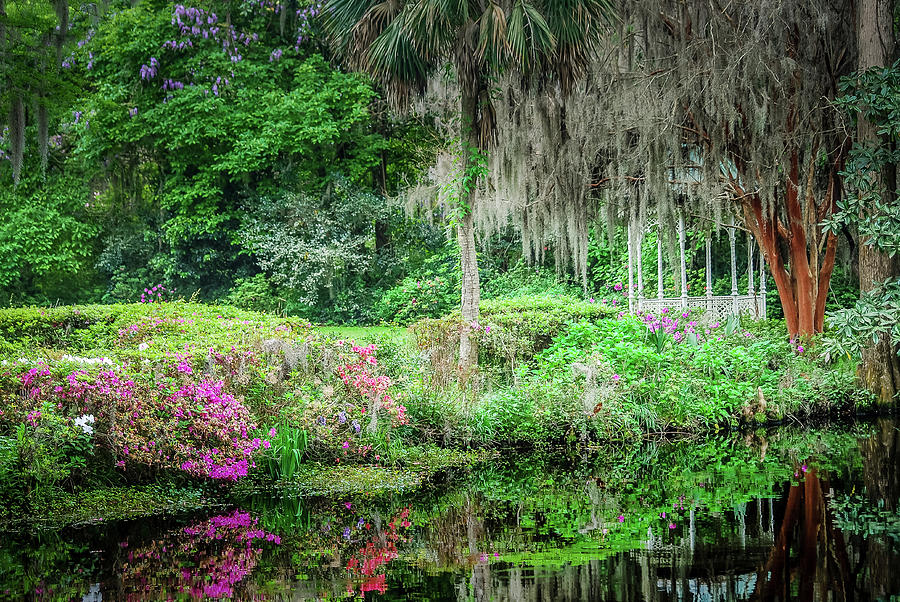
[855,0,899,401]
[324,0,614,369]
[0,0,84,183]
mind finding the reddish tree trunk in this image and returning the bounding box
[737,146,843,339]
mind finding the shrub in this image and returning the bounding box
[411,294,618,379]
[376,252,460,325]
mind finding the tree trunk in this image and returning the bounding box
[458,87,481,371]
[738,150,841,340]
[857,0,900,404]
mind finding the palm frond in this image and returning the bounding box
[366,7,433,105]
[507,0,556,70]
[476,2,509,67]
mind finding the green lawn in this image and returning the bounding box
[316,325,412,344]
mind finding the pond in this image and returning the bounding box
[2,419,899,601]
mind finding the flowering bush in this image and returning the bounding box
[3,360,269,482]
[336,342,406,428]
[295,341,406,461]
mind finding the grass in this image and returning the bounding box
[316,325,411,344]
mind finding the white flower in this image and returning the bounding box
[61,355,113,365]
[138,342,149,351]
[74,414,96,436]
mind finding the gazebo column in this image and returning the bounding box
[678,212,687,309]
[627,220,634,313]
[747,236,755,295]
[705,234,713,313]
[729,216,738,315]
[759,246,767,319]
[656,230,664,299]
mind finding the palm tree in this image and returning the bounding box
[325,0,615,369]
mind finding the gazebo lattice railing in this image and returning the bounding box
[625,213,767,320]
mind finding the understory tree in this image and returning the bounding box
[325,0,614,369]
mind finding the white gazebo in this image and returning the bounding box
[625,212,766,320]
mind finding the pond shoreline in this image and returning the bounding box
[3,412,893,533]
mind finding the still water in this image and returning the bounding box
[2,419,899,601]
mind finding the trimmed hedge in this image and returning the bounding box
[0,303,310,356]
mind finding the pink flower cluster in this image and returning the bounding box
[640,311,699,343]
[168,379,269,481]
[140,284,171,303]
[336,343,407,426]
[11,361,266,482]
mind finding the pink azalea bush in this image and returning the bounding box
[5,359,269,482]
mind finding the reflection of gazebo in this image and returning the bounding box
[625,212,766,320]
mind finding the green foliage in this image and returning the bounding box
[824,61,900,359]
[830,61,900,256]
[1,1,440,312]
[0,171,102,305]
[376,250,461,324]
[223,273,284,314]
[526,315,858,433]
[0,405,95,502]
[239,177,386,308]
[482,260,582,299]
[412,294,618,377]
[827,279,900,359]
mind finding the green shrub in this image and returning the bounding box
[224,274,285,314]
[376,252,460,325]
[411,294,618,378]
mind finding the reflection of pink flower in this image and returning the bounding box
[669,523,676,530]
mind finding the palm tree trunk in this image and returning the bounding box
[458,87,481,371]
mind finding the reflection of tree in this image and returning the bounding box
[756,468,852,601]
[855,418,900,598]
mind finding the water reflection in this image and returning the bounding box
[0,420,898,601]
